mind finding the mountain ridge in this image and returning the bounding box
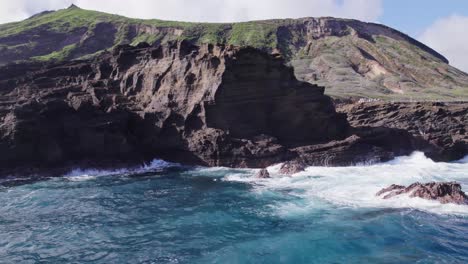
[0,5,467,100]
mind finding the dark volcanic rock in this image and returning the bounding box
[0,41,438,176]
[279,160,307,175]
[376,182,468,205]
[293,126,417,166]
[256,169,270,179]
[0,41,354,175]
[338,101,468,162]
[376,184,406,197]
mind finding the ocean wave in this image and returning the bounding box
[224,152,468,216]
[64,159,177,180]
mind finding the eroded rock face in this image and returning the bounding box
[338,101,468,162]
[0,41,357,175]
[376,182,468,205]
[0,41,442,176]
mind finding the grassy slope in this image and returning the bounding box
[0,6,467,101]
[0,6,197,37]
[0,6,281,60]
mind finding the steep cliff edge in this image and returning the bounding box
[0,41,338,174]
[1,41,433,176]
[1,5,467,101]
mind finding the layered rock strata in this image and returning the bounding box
[337,101,468,162]
[0,41,436,176]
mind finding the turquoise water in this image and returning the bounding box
[0,153,467,263]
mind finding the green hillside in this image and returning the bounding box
[0,4,467,101]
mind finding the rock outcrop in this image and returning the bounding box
[0,41,449,176]
[376,182,468,205]
[256,169,270,179]
[279,160,307,175]
[337,101,468,162]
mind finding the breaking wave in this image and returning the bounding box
[1,152,467,263]
[64,159,178,181]
[224,152,468,216]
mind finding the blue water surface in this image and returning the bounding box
[0,164,467,264]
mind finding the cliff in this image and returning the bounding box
[1,5,467,101]
[337,101,467,161]
[1,41,439,176]
[0,41,331,173]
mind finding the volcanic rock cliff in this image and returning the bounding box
[1,41,434,176]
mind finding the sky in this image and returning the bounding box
[0,0,467,72]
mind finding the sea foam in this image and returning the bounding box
[224,152,468,216]
[64,159,177,180]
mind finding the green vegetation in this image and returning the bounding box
[32,44,77,62]
[0,5,196,41]
[0,5,287,63]
[0,6,285,62]
[0,6,123,37]
[228,22,278,49]
[0,5,466,101]
[130,33,160,46]
[181,23,229,44]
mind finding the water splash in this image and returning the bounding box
[225,152,468,216]
[0,152,467,263]
[64,159,177,180]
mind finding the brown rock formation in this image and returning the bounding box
[376,182,468,205]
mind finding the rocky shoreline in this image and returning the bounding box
[337,101,467,162]
[0,41,466,177]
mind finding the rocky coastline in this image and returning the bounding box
[337,100,467,162]
[0,41,466,177]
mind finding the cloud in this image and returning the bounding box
[0,0,73,24]
[76,0,383,22]
[0,2,28,24]
[0,0,383,24]
[419,15,468,73]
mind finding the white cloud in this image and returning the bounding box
[0,0,383,24]
[0,0,73,24]
[419,14,468,73]
[0,2,28,24]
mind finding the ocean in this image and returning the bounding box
[0,152,467,263]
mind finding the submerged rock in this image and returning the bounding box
[279,160,307,175]
[376,182,468,205]
[256,169,270,179]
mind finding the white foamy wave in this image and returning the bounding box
[64,159,177,180]
[66,174,97,182]
[225,152,468,216]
